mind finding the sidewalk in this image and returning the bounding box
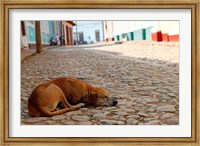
[21,46,58,62]
[21,48,36,62]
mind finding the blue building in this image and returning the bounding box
[73,21,104,44]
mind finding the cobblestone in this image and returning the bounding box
[156,105,176,112]
[21,41,179,125]
[72,115,90,122]
[100,120,125,125]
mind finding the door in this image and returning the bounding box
[95,30,100,42]
[79,32,84,43]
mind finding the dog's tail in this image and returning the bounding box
[38,103,84,117]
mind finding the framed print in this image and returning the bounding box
[0,0,199,145]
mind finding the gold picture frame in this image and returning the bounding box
[0,0,199,145]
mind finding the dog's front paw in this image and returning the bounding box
[78,103,85,107]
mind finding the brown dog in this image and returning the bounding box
[28,77,118,117]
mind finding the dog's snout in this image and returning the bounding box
[105,98,118,107]
[112,99,118,106]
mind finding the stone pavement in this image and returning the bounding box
[21,41,179,125]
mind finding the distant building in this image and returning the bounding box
[73,21,104,44]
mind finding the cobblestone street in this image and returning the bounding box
[21,41,179,125]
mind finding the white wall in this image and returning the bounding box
[160,21,179,35]
[151,21,179,35]
[113,21,154,35]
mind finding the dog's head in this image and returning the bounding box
[87,88,118,107]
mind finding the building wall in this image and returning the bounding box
[53,21,62,35]
[40,21,50,44]
[73,21,104,44]
[105,21,179,42]
[103,21,150,42]
[48,21,55,38]
[159,21,179,34]
[62,21,75,45]
[104,21,114,41]
[110,21,154,41]
[23,21,61,49]
[151,21,179,42]
[25,21,36,43]
[113,21,154,35]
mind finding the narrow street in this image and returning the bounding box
[21,41,179,125]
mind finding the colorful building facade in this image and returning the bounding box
[104,21,179,42]
[21,21,62,50]
[104,21,154,42]
[21,20,77,51]
[62,21,76,45]
[151,21,179,42]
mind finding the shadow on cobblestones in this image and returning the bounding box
[21,44,179,125]
[49,42,117,50]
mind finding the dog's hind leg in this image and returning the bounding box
[58,89,86,111]
[60,95,72,108]
[38,84,85,116]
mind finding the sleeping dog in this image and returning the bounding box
[28,77,118,117]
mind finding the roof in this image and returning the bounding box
[66,21,76,26]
